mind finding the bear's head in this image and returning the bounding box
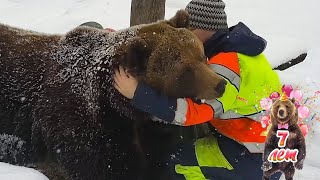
[118,10,226,100]
[270,95,298,126]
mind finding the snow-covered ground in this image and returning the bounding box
[0,0,319,179]
[0,163,48,180]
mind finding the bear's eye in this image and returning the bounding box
[205,56,208,62]
[201,55,208,62]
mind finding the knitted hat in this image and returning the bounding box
[185,0,228,31]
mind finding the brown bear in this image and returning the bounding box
[262,95,306,180]
[0,10,226,180]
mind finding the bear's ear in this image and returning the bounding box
[117,37,151,77]
[167,10,190,28]
[290,98,296,103]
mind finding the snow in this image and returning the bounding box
[0,0,131,33]
[0,0,320,179]
[0,162,48,180]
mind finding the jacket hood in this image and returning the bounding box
[204,22,267,57]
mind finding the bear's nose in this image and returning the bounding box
[215,79,227,96]
[279,109,285,116]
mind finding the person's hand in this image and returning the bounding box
[113,66,138,99]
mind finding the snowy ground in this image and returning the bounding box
[0,0,320,179]
[0,163,48,180]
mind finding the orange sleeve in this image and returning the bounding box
[207,52,240,75]
[183,98,214,126]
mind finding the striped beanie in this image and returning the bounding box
[185,0,228,31]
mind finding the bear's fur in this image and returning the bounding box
[262,98,306,180]
[0,10,225,179]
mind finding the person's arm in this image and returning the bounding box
[113,66,223,126]
[131,82,223,126]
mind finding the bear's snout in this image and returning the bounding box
[279,109,285,116]
[277,106,287,119]
[192,63,227,100]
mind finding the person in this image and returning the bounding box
[114,0,282,179]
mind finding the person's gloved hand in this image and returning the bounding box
[113,66,138,99]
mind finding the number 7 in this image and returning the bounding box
[276,130,289,147]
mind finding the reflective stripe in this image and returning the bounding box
[209,64,240,91]
[175,136,233,179]
[243,142,265,153]
[219,110,264,122]
[175,165,207,180]
[204,99,224,118]
[172,98,188,125]
[207,52,240,75]
[195,136,233,170]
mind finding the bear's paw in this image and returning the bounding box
[295,160,304,170]
[262,161,273,171]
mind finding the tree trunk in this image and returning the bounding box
[130,0,166,26]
